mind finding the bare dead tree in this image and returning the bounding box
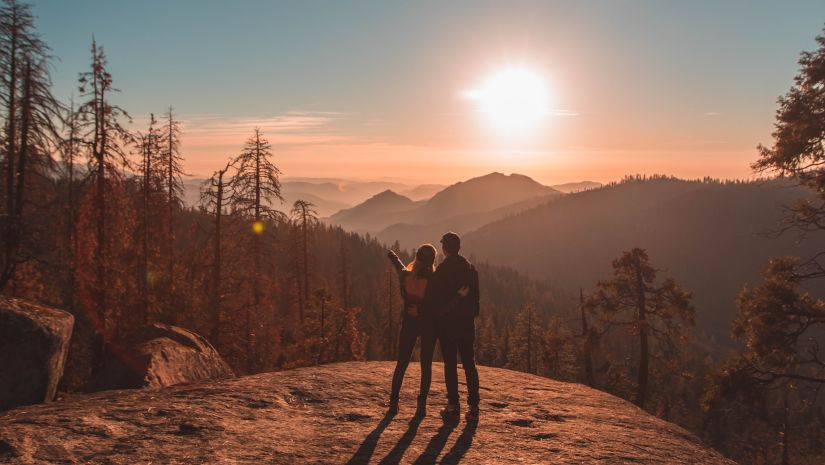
[136,113,161,326]
[61,96,81,313]
[159,106,184,321]
[76,38,133,364]
[200,160,232,348]
[227,128,284,370]
[0,0,62,291]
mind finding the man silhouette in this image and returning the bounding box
[432,231,480,422]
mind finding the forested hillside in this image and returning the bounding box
[463,176,824,343]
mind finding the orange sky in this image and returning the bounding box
[39,1,825,186]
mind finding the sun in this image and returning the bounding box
[464,67,551,135]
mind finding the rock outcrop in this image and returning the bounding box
[0,297,74,412]
[90,323,233,391]
[0,361,733,464]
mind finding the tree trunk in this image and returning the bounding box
[319,296,326,364]
[67,104,77,315]
[302,214,309,303]
[782,382,790,465]
[248,130,262,372]
[527,307,533,373]
[93,45,108,373]
[294,232,304,323]
[1,21,18,291]
[580,289,595,387]
[140,137,150,327]
[210,169,224,348]
[166,110,175,324]
[12,61,30,236]
[4,20,17,219]
[340,236,349,310]
[635,263,649,408]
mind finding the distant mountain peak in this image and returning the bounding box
[372,189,407,199]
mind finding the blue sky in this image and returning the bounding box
[31,1,825,183]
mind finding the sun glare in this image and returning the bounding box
[465,67,551,135]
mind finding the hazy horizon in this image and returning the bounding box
[34,0,825,184]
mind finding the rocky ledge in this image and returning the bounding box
[0,361,733,464]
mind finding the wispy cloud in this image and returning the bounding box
[130,111,360,148]
[181,111,356,147]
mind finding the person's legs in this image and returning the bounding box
[456,328,480,408]
[439,325,460,408]
[418,324,436,400]
[390,321,418,404]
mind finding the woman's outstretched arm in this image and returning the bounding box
[387,250,406,275]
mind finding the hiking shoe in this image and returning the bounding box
[440,404,460,422]
[465,406,480,422]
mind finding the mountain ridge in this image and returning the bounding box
[327,172,563,246]
[462,177,824,341]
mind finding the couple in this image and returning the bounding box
[386,231,480,423]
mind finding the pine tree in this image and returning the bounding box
[60,97,81,313]
[200,160,232,347]
[313,288,333,364]
[159,106,184,322]
[579,288,596,387]
[0,0,62,291]
[508,303,543,374]
[75,38,133,367]
[474,313,499,366]
[228,128,284,370]
[290,199,317,322]
[754,26,825,280]
[339,233,350,310]
[587,248,694,407]
[541,316,578,381]
[705,257,825,465]
[136,113,162,326]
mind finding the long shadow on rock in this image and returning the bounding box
[377,415,424,465]
[440,421,477,464]
[411,422,457,465]
[346,411,397,465]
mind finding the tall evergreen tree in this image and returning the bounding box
[754,26,825,281]
[579,288,596,387]
[290,199,317,322]
[508,303,543,374]
[541,316,578,381]
[587,248,694,407]
[705,257,825,465]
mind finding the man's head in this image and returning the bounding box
[440,231,461,257]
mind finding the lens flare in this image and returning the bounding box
[252,221,264,234]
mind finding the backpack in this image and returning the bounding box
[467,264,480,318]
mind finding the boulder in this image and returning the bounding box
[91,323,233,391]
[0,297,74,411]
